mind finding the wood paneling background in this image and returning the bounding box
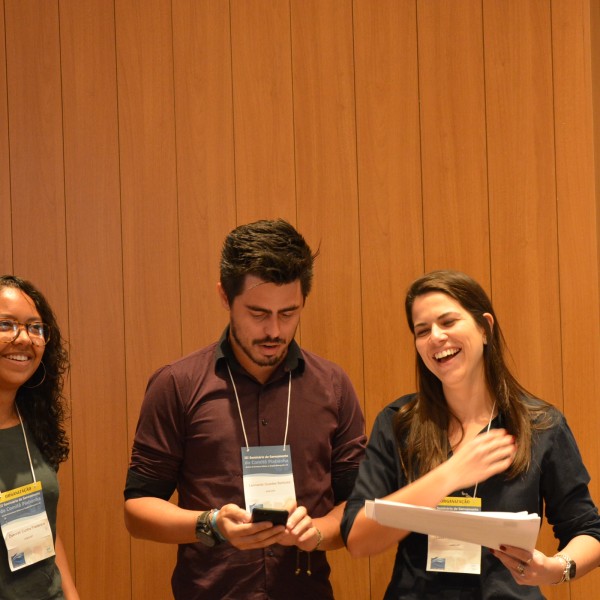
[1,1,598,598]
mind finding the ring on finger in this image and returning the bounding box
[517,562,526,576]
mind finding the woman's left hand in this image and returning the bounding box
[491,544,564,586]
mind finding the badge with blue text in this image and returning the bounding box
[427,496,482,575]
[241,445,296,511]
[0,481,55,572]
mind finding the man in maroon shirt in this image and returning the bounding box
[124,219,366,599]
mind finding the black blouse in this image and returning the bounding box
[341,393,600,600]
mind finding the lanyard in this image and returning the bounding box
[226,363,292,452]
[472,401,496,499]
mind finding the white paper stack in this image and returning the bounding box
[365,499,540,551]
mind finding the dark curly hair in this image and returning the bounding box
[0,275,70,469]
[220,219,319,304]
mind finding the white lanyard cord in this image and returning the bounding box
[472,401,496,499]
[282,372,292,450]
[226,363,292,451]
[15,406,37,484]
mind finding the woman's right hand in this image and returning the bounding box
[444,428,516,491]
[347,427,516,558]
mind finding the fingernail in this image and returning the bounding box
[500,545,507,551]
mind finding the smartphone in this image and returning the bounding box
[251,507,289,526]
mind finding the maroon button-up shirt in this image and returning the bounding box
[126,331,366,599]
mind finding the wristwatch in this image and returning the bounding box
[554,553,576,583]
[195,510,217,547]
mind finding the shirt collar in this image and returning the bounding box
[215,327,305,380]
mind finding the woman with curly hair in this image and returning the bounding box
[0,275,78,599]
[342,270,600,599]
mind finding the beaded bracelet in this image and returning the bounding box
[313,527,323,552]
[210,509,227,543]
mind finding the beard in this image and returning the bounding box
[230,321,289,368]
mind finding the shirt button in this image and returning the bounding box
[267,549,274,557]
[261,419,268,426]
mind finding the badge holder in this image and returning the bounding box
[0,410,55,571]
[228,365,297,510]
[426,496,482,574]
[426,403,496,576]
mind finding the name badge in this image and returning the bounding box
[241,445,296,510]
[0,481,55,572]
[427,496,482,575]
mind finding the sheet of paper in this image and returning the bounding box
[365,499,540,551]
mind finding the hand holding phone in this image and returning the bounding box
[251,507,289,527]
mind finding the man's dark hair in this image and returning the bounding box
[220,219,318,303]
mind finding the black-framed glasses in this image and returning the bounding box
[0,319,50,347]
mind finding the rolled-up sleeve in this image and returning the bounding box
[125,365,185,498]
[331,370,367,503]
[341,400,405,544]
[540,413,600,547]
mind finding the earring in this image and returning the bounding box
[483,335,487,345]
[24,362,47,389]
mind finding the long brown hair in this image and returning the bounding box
[395,270,552,482]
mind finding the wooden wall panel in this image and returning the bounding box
[115,0,180,597]
[173,0,236,354]
[291,0,362,386]
[4,0,68,288]
[230,0,296,224]
[484,4,563,597]
[3,0,76,571]
[354,0,422,427]
[594,0,600,219]
[353,1,422,596]
[0,0,11,274]
[1,2,600,599]
[593,0,600,300]
[290,1,365,598]
[553,0,600,484]
[484,1,562,402]
[419,0,491,285]
[553,0,600,597]
[59,1,130,598]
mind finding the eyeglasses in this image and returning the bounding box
[0,319,50,347]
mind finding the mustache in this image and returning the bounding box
[253,337,285,345]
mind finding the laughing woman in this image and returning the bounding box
[0,276,78,599]
[342,270,600,599]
